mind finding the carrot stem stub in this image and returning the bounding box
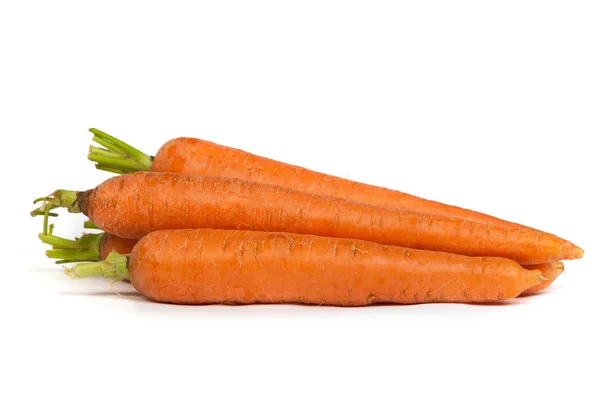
[66,251,129,279]
[31,190,80,235]
[37,221,139,264]
[66,229,543,306]
[84,220,100,230]
[87,128,153,174]
[37,223,102,263]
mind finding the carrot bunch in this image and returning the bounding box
[31,128,583,306]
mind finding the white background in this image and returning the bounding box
[1,1,599,399]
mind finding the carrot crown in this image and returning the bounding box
[65,251,130,281]
[87,128,153,174]
[38,223,103,264]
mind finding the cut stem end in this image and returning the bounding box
[66,251,130,280]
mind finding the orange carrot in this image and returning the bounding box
[65,229,543,305]
[43,224,565,294]
[86,128,583,259]
[33,172,582,265]
[522,261,564,294]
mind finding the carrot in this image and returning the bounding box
[33,172,581,265]
[522,261,564,294]
[65,229,543,305]
[42,222,563,295]
[85,128,583,258]
[39,223,138,264]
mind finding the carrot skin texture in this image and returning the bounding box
[128,229,542,305]
[81,172,576,265]
[522,261,564,294]
[99,233,138,260]
[152,137,582,258]
[85,228,552,294]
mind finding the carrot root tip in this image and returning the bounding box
[562,242,584,260]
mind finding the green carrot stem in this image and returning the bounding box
[94,164,130,175]
[55,224,106,262]
[65,262,104,278]
[92,136,128,156]
[84,220,100,230]
[65,251,130,280]
[31,190,80,215]
[39,228,103,263]
[30,210,59,217]
[89,145,119,158]
[87,128,153,174]
[87,148,146,172]
[46,249,101,263]
[39,233,80,249]
[31,190,81,234]
[55,259,79,265]
[89,128,147,158]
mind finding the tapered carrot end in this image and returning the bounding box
[521,261,565,295]
[562,242,584,260]
[519,269,545,295]
[551,260,565,274]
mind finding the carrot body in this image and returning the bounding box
[151,138,579,253]
[99,233,138,260]
[522,261,564,294]
[80,172,577,264]
[79,229,561,294]
[124,229,542,305]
